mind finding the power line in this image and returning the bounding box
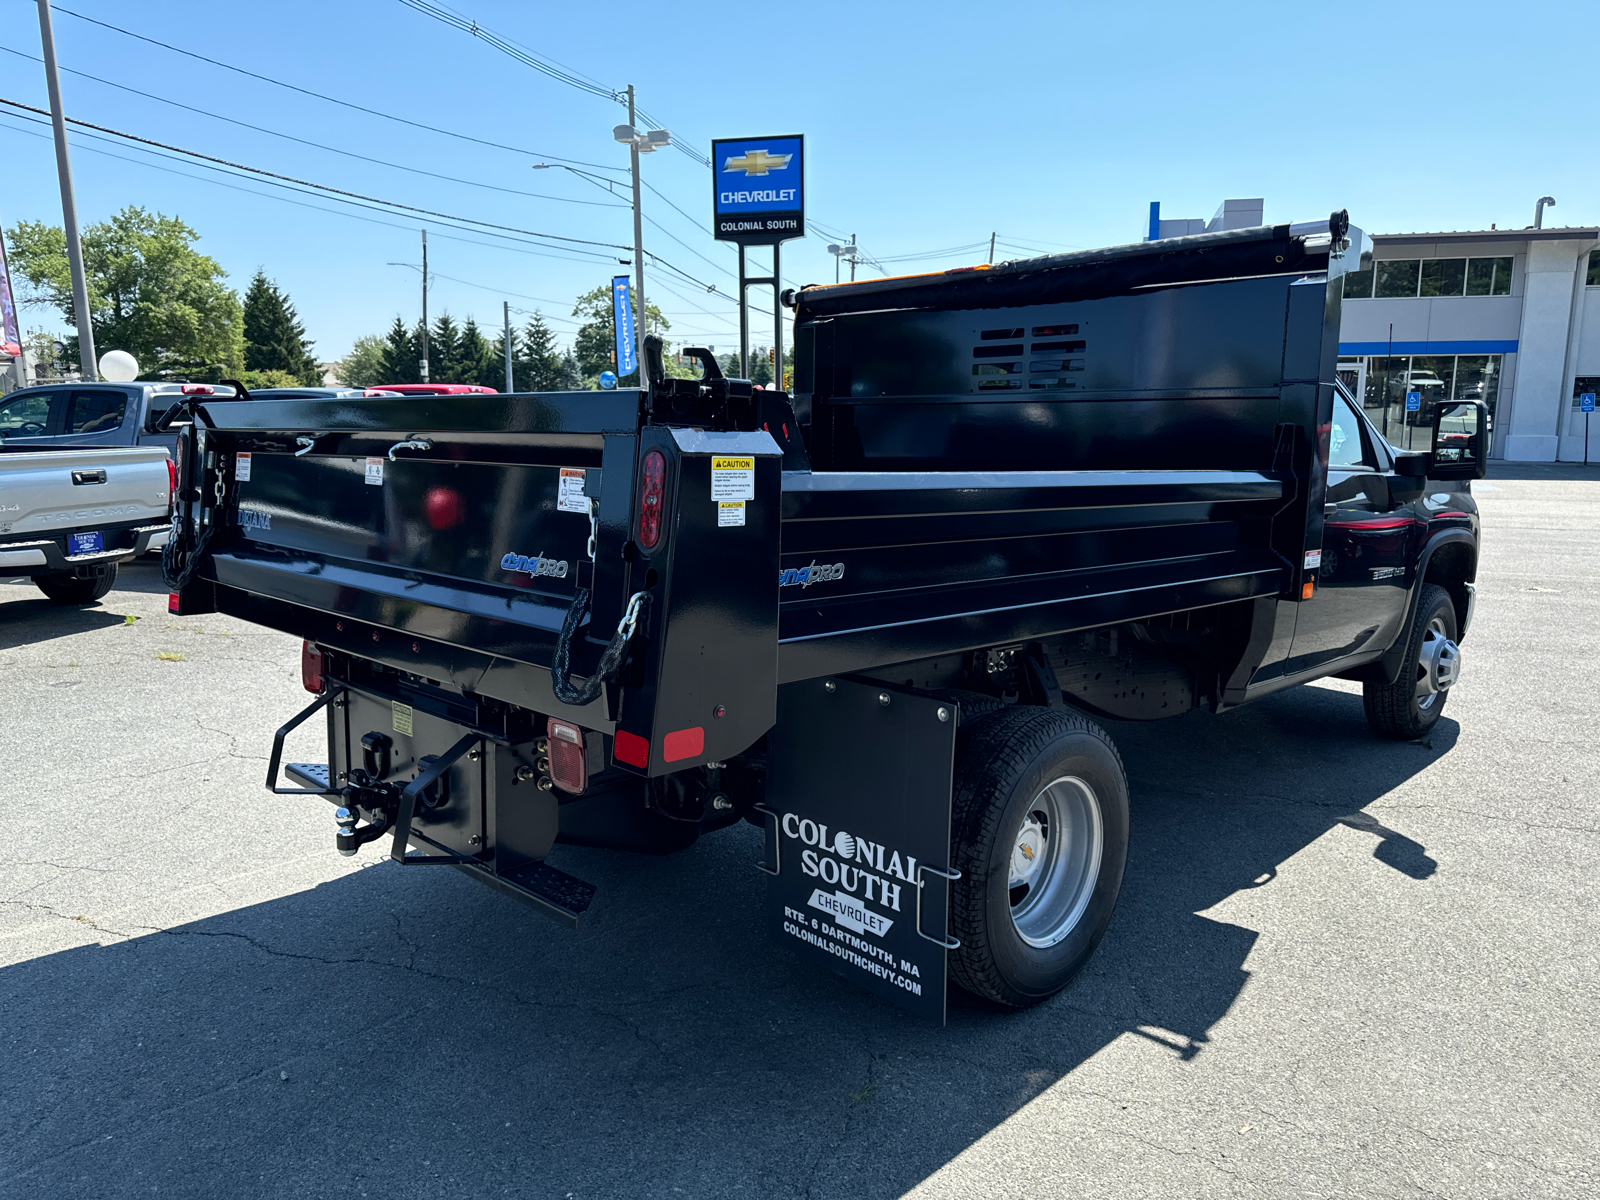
[47,4,625,173]
[0,43,627,211]
[391,0,713,170]
[0,111,622,274]
[394,0,620,101]
[0,97,631,253]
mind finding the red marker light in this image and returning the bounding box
[179,384,216,396]
[423,485,466,530]
[300,640,325,694]
[168,592,180,614]
[614,729,650,768]
[637,449,665,550]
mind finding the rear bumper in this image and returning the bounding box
[0,522,170,576]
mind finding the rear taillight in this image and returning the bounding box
[301,641,325,694]
[546,718,587,794]
[637,449,665,550]
[165,458,176,514]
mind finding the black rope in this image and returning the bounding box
[549,587,647,706]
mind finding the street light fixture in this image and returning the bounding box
[827,238,861,284]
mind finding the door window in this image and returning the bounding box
[65,390,127,435]
[0,391,53,437]
[1329,393,1372,469]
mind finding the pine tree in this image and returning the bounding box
[378,316,420,384]
[456,316,497,388]
[243,270,319,384]
[429,313,461,382]
[516,313,563,391]
[558,351,581,390]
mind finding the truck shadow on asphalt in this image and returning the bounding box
[3,684,1453,1199]
[0,595,132,646]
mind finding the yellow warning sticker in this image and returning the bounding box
[711,456,754,501]
[392,701,414,737]
[718,501,746,527]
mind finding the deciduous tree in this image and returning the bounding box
[5,206,242,379]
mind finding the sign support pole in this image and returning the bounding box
[737,242,748,380]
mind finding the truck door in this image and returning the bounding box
[0,389,62,444]
[1284,389,1413,674]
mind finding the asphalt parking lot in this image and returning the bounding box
[2,465,1596,1200]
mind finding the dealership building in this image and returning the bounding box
[1148,200,1600,462]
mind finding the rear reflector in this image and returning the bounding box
[1301,580,1316,600]
[614,729,650,768]
[663,726,704,762]
[546,718,587,795]
[168,592,180,614]
[301,640,325,693]
[637,449,665,550]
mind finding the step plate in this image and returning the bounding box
[287,761,331,790]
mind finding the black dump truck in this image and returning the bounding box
[162,215,1486,1021]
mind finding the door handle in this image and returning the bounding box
[71,469,108,485]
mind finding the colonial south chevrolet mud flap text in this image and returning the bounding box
[764,677,959,1023]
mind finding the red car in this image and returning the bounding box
[372,383,498,396]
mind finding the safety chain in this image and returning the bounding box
[549,586,650,706]
[162,457,225,591]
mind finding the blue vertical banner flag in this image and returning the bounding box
[612,275,636,378]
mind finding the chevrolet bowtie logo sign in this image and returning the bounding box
[723,149,792,176]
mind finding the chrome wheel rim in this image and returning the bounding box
[1415,615,1461,714]
[1008,775,1104,948]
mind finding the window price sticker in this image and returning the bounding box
[710,456,754,501]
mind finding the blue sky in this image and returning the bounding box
[1,0,1594,365]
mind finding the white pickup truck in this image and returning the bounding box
[0,445,171,604]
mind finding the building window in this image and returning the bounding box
[1465,256,1513,296]
[1342,266,1374,299]
[1349,255,1515,299]
[1375,260,1421,298]
[1354,354,1502,450]
[1586,253,1600,287]
[1419,259,1466,297]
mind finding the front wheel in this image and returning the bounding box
[948,707,1129,1008]
[35,566,117,605]
[1364,582,1460,740]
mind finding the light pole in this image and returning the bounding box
[612,90,669,382]
[387,256,431,383]
[35,0,96,380]
[826,237,861,284]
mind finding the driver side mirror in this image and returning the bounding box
[1428,400,1488,480]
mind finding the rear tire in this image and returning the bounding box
[948,706,1129,1008]
[1364,583,1458,740]
[35,566,117,605]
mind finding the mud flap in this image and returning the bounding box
[763,677,958,1023]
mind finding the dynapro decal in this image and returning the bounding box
[237,507,271,531]
[500,551,568,578]
[778,561,844,588]
[781,813,916,930]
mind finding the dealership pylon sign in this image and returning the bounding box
[712,135,804,245]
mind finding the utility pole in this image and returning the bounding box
[849,234,858,282]
[503,300,513,392]
[36,0,96,381]
[988,232,996,264]
[627,84,645,380]
[419,228,429,383]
